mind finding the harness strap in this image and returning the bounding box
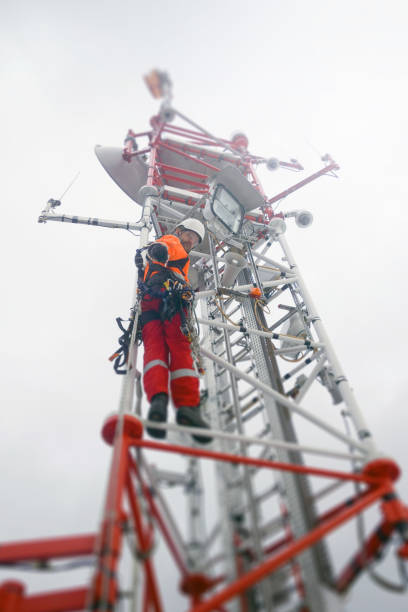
[144,261,167,283]
[135,248,145,281]
[144,264,186,287]
[169,256,189,272]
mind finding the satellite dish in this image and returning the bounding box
[94,146,148,206]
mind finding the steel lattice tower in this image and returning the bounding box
[1,71,407,612]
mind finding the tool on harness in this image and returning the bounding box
[109,314,141,374]
[147,278,193,328]
[139,273,204,368]
[135,247,148,281]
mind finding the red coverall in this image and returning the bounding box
[141,235,200,408]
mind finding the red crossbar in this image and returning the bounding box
[186,483,390,612]
[160,173,209,190]
[129,457,189,577]
[268,161,339,205]
[158,141,220,172]
[156,162,208,180]
[20,587,88,612]
[126,469,163,612]
[129,438,380,486]
[0,534,95,564]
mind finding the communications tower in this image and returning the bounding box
[1,71,407,612]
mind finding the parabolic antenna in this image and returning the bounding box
[94,146,148,206]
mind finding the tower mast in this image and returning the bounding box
[1,71,407,612]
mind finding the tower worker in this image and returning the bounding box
[139,218,212,443]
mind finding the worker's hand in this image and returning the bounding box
[134,249,144,269]
[147,242,168,264]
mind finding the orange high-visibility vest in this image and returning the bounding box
[144,234,190,284]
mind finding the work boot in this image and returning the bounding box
[176,406,213,444]
[147,393,168,439]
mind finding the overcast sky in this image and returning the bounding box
[1,1,408,610]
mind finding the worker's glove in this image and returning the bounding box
[134,249,144,269]
[147,242,168,264]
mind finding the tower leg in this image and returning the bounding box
[0,581,24,612]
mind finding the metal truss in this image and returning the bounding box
[1,73,408,611]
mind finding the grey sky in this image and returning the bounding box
[1,0,408,609]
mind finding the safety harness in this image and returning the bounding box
[136,248,194,332]
[138,247,204,373]
[109,248,203,375]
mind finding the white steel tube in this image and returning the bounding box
[280,349,322,377]
[294,357,327,404]
[200,347,367,453]
[197,316,324,349]
[272,345,313,355]
[278,234,378,457]
[39,213,143,231]
[139,418,361,461]
[190,251,232,265]
[252,250,294,275]
[157,201,185,220]
[195,276,298,299]
[117,195,154,415]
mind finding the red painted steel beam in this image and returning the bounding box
[89,415,143,611]
[277,160,304,170]
[336,520,394,592]
[160,173,209,191]
[126,147,151,160]
[186,483,390,612]
[129,457,189,577]
[158,141,220,172]
[156,162,208,180]
[316,494,369,525]
[161,124,231,144]
[0,534,96,564]
[0,581,24,612]
[162,192,204,206]
[172,142,246,167]
[129,438,381,487]
[125,470,163,612]
[267,161,339,205]
[20,587,88,612]
[126,130,152,139]
[165,132,225,149]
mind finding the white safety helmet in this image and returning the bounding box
[175,218,205,243]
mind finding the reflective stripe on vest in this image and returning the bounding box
[170,368,199,380]
[144,359,168,374]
